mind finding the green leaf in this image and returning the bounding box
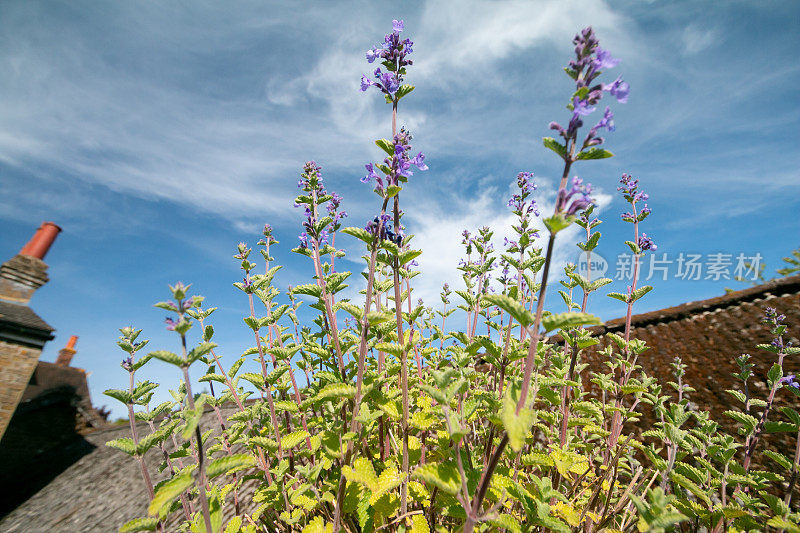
[502,384,535,452]
[292,283,323,298]
[149,350,185,367]
[281,430,310,450]
[119,517,159,532]
[413,462,461,495]
[398,249,422,266]
[148,471,193,516]
[541,312,601,332]
[315,383,356,402]
[206,453,255,479]
[395,84,415,100]
[629,285,653,303]
[375,342,404,358]
[765,421,797,433]
[576,148,613,160]
[106,437,138,456]
[542,137,567,159]
[724,410,758,433]
[482,294,534,327]
[780,407,800,426]
[384,184,402,198]
[670,471,711,507]
[367,311,393,326]
[763,450,793,470]
[767,363,783,387]
[187,342,217,364]
[341,226,376,246]
[104,388,132,405]
[375,138,394,156]
[543,213,573,234]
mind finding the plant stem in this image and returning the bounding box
[180,362,213,533]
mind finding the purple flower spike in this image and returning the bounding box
[361,21,414,98]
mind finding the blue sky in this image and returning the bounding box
[1,1,798,419]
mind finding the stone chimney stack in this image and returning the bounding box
[0,222,61,305]
[0,222,59,439]
[55,335,78,367]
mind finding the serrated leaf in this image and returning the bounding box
[106,437,138,456]
[149,350,185,367]
[341,226,376,246]
[369,466,405,505]
[148,472,193,516]
[119,517,159,532]
[375,138,394,156]
[315,383,356,402]
[576,148,613,160]
[104,388,132,405]
[502,385,534,452]
[413,462,461,496]
[483,294,533,327]
[207,453,255,479]
[765,421,797,433]
[543,137,567,159]
[281,430,310,450]
[541,312,601,332]
[292,283,323,298]
[629,285,653,303]
[187,342,217,364]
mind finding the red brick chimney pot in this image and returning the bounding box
[19,222,62,260]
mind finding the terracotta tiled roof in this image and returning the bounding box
[594,274,800,333]
[0,406,257,532]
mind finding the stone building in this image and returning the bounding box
[0,222,61,438]
[0,223,108,516]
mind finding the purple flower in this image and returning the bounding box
[595,107,615,132]
[781,375,800,389]
[604,77,630,103]
[361,21,414,98]
[360,75,373,91]
[573,97,596,117]
[410,152,428,171]
[364,128,427,189]
[122,357,133,371]
[165,317,178,331]
[593,47,620,70]
[618,173,649,203]
[379,71,400,95]
[362,163,380,184]
[182,297,195,311]
[638,233,657,252]
[298,232,309,249]
[556,177,594,216]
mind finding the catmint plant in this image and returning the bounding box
[107,21,800,533]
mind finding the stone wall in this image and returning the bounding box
[0,340,43,437]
